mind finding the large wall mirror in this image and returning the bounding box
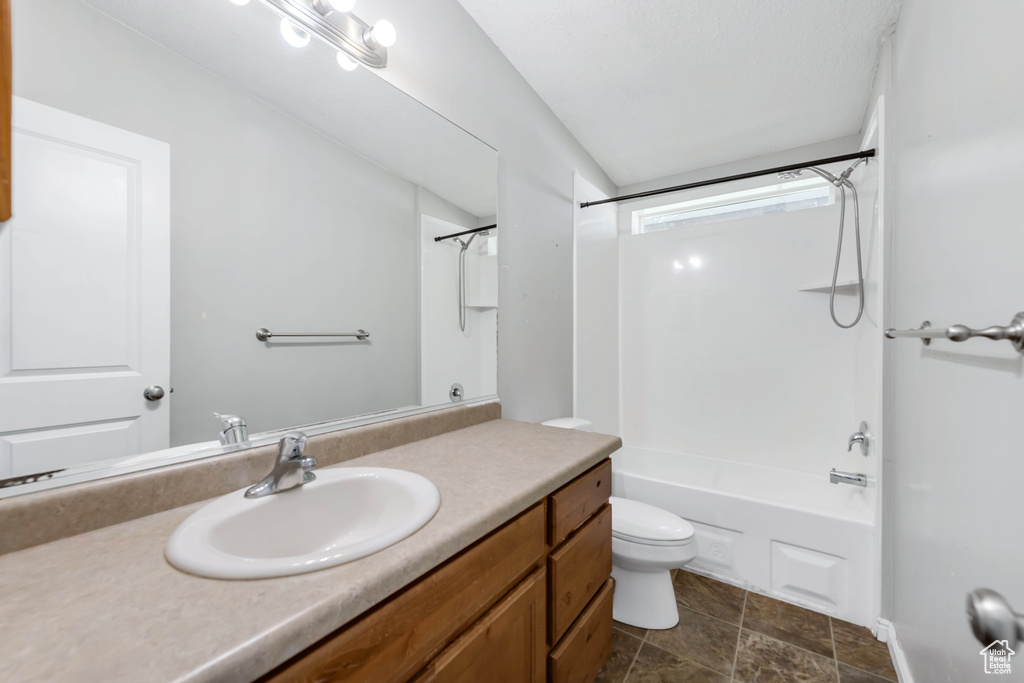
[0,0,498,496]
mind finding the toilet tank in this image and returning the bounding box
[540,418,594,431]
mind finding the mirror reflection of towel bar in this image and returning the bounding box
[884,312,1024,353]
[256,328,370,341]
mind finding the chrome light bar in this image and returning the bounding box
[256,0,392,68]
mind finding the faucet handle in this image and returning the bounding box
[277,432,308,461]
[846,421,869,456]
[214,413,248,446]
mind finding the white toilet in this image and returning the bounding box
[540,418,698,630]
[609,496,697,629]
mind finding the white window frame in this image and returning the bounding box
[629,176,836,235]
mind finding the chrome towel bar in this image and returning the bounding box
[884,312,1024,353]
[256,328,370,341]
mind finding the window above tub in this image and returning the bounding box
[631,177,834,235]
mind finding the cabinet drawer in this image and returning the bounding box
[412,568,546,683]
[548,579,613,683]
[547,504,612,645]
[548,460,611,548]
[260,503,546,683]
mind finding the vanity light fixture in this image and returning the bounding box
[336,51,359,71]
[253,0,396,69]
[279,18,312,48]
[316,0,356,12]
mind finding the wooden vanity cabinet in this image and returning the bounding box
[258,459,612,683]
[545,460,613,683]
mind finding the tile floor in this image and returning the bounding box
[597,570,898,683]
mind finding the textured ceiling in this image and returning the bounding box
[79,0,497,217]
[457,0,901,187]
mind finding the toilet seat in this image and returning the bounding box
[610,496,695,547]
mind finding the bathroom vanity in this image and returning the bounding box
[0,409,620,683]
[260,459,613,683]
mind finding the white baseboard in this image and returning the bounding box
[877,618,914,683]
[874,617,891,642]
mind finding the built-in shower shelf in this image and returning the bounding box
[798,280,860,295]
[465,304,497,311]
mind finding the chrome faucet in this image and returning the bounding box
[847,421,869,456]
[830,468,867,487]
[214,413,248,446]
[245,432,316,499]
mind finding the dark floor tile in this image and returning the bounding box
[837,662,894,683]
[734,630,838,683]
[596,630,644,683]
[831,619,897,682]
[645,605,739,676]
[741,592,834,658]
[672,571,747,624]
[615,619,649,640]
[627,642,730,683]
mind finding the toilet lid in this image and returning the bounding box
[610,496,695,546]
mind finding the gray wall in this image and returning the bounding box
[14,0,421,445]
[367,0,617,423]
[885,0,1024,679]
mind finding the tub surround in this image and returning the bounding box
[0,402,501,556]
[0,418,620,683]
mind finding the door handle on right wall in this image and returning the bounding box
[967,588,1024,648]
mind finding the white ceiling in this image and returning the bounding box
[79,0,498,218]
[457,0,902,187]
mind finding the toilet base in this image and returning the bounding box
[611,564,680,630]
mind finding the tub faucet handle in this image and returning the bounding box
[847,421,869,456]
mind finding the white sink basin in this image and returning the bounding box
[165,467,440,579]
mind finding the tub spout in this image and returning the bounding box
[830,469,867,487]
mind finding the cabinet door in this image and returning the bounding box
[417,569,546,683]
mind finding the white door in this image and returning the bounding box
[0,97,170,479]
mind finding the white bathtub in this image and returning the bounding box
[612,446,876,627]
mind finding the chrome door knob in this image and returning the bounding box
[143,385,166,401]
[967,588,1024,648]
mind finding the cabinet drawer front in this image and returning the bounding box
[414,568,547,683]
[548,460,611,548]
[548,579,613,683]
[262,503,546,683]
[547,504,612,645]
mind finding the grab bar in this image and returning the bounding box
[256,328,370,341]
[884,312,1024,354]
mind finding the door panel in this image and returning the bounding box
[2,418,140,476]
[10,133,134,370]
[0,97,169,477]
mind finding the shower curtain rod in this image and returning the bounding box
[579,149,876,209]
[433,224,497,242]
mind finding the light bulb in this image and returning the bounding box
[228,0,250,5]
[336,51,359,71]
[366,20,396,48]
[328,0,356,11]
[280,18,311,48]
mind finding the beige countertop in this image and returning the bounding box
[0,419,620,683]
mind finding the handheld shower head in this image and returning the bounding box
[455,230,489,250]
